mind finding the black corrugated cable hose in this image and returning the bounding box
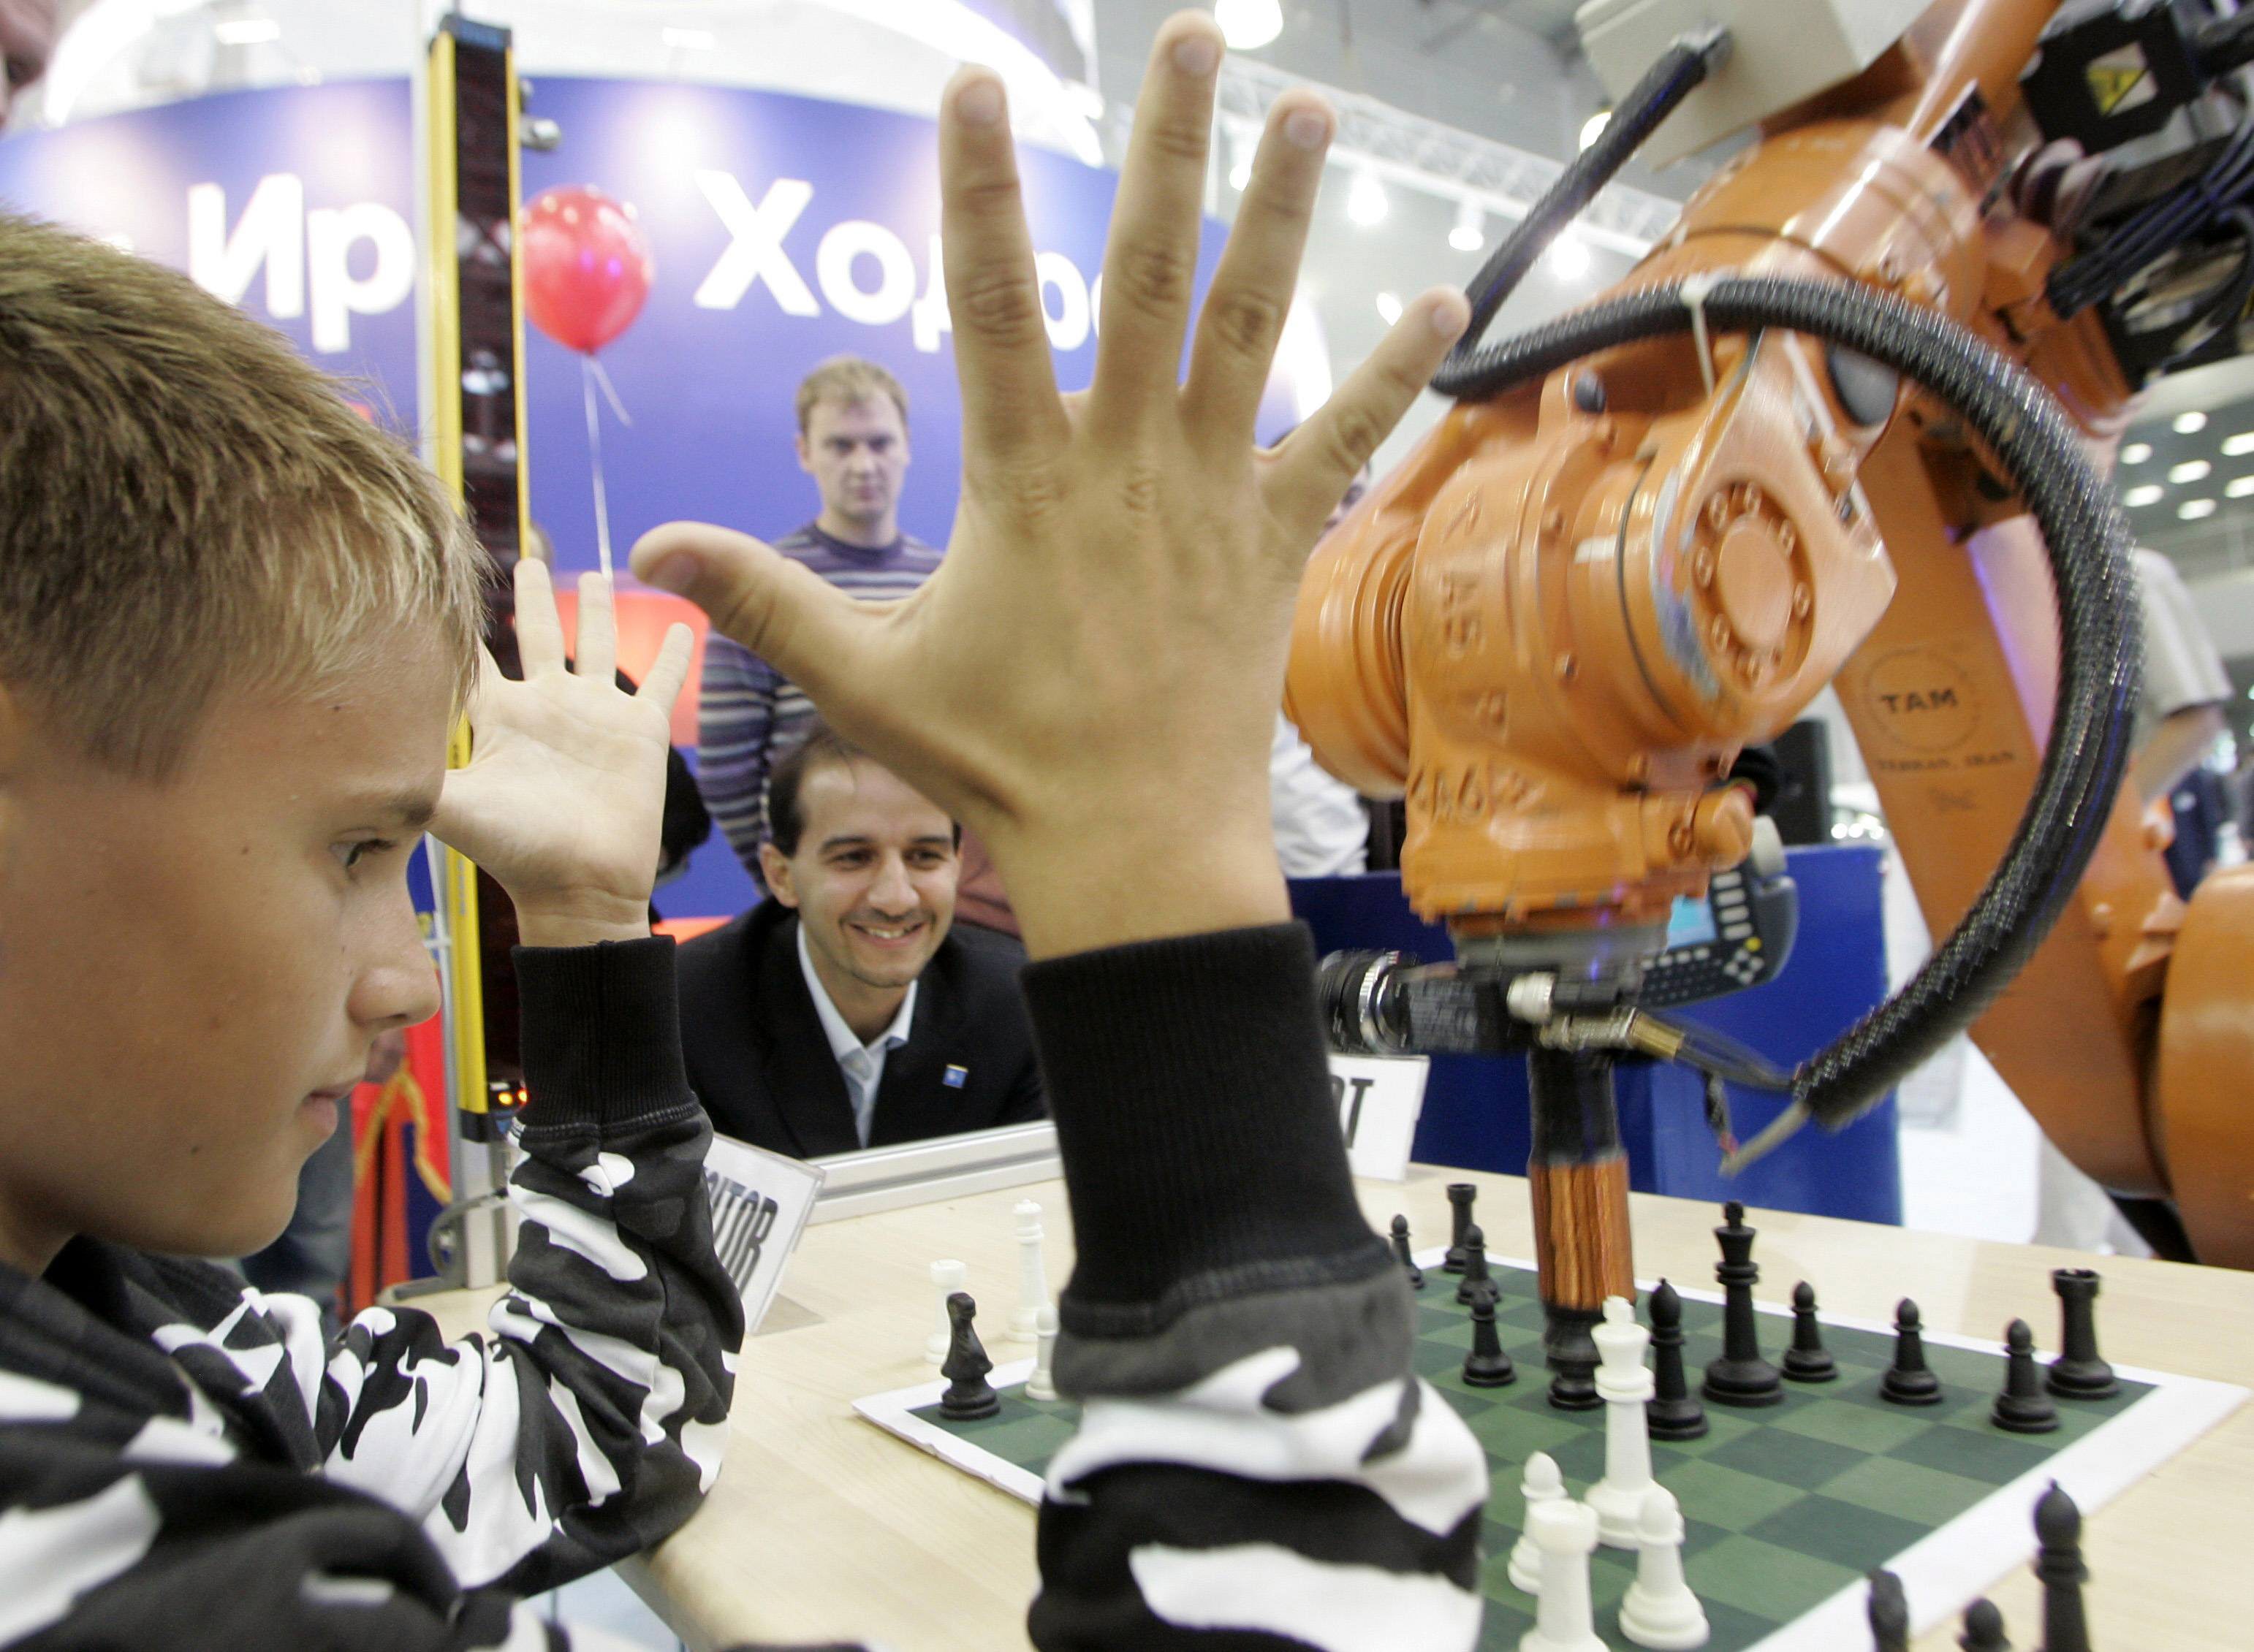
[1433,275,2141,1153]
[1446,27,1730,371]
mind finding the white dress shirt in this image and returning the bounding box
[797,924,919,1148]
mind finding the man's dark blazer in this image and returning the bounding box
[675,899,1046,1158]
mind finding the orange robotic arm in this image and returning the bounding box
[1289,0,2254,1293]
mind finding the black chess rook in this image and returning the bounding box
[1645,1278,1708,1440]
[1443,1183,1476,1274]
[1390,1214,1424,1290]
[1992,1319,2059,1434]
[1881,1298,1943,1407]
[1701,1200,1783,1407]
[1782,1280,1837,1383]
[2034,1482,2090,1652]
[938,1290,999,1420]
[2046,1268,2119,1400]
[1461,1278,1515,1388]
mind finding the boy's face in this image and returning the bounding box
[796,395,910,534]
[0,638,449,1271]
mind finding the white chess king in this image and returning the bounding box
[1590,1295,1657,1547]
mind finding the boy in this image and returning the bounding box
[2,13,1487,1652]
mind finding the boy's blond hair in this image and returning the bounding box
[794,354,908,433]
[0,213,486,779]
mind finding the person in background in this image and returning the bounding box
[696,355,1016,933]
[1270,460,1372,876]
[0,0,55,124]
[675,721,1043,1157]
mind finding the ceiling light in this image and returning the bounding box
[2179,498,2217,519]
[213,16,279,45]
[661,26,716,50]
[2225,433,2254,457]
[1347,167,1388,227]
[2121,442,2152,464]
[1450,198,1486,253]
[2174,411,2209,434]
[2170,460,2212,483]
[1375,291,1403,325]
[1547,231,1591,280]
[1580,109,1612,151]
[2123,484,2164,506]
[1226,126,1255,191]
[1215,0,1284,51]
[2229,476,2254,498]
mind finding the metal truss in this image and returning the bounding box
[1217,56,1682,256]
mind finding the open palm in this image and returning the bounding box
[430,560,691,938]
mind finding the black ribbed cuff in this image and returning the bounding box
[1021,923,1378,1320]
[513,937,697,1135]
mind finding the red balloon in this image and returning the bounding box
[521,185,654,354]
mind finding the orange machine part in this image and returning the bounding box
[1287,0,2254,1260]
[2155,867,2254,1267]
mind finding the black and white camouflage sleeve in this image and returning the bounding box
[1017,924,1491,1650]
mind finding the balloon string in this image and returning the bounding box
[582,354,612,582]
[588,354,633,427]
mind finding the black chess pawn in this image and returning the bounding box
[1701,1200,1783,1407]
[2046,1268,2119,1400]
[1454,1224,1492,1306]
[1461,1278,1516,1388]
[1443,1183,1477,1273]
[1867,1568,1910,1652]
[1958,1598,2011,1651]
[1992,1319,2060,1434]
[1645,1278,1708,1441]
[938,1291,999,1420]
[1881,1298,1943,1407]
[1390,1214,1424,1290]
[1781,1280,1837,1383]
[2034,1482,2090,1652]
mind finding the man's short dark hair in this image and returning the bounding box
[765,719,960,857]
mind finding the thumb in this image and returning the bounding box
[631,521,860,697]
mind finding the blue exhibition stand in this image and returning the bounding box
[1289,844,1902,1225]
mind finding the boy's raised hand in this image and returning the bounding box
[633,10,1466,961]
[431,559,693,949]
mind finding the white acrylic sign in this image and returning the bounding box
[1328,1053,1429,1182]
[701,1132,826,1333]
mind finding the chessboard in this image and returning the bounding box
[856,1248,2246,1651]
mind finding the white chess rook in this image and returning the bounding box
[1620,1485,1708,1650]
[1012,1199,1050,1342]
[927,1259,968,1366]
[1509,1452,1567,1595]
[1026,1302,1060,1401]
[1590,1295,1657,1548]
[1519,1498,1606,1652]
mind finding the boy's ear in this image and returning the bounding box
[794,432,813,476]
[759,841,798,907]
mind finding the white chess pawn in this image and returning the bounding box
[1589,1295,1656,1548]
[1025,1303,1060,1401]
[1509,1452,1568,1594]
[926,1259,968,1366]
[1619,1485,1708,1650]
[1519,1498,1606,1652]
[1012,1199,1050,1342]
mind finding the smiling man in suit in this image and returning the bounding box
[675,720,1044,1157]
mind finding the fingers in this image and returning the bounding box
[1089,13,1226,425]
[574,571,617,686]
[631,521,865,701]
[938,68,1068,471]
[1264,287,1470,540]
[512,557,565,677]
[1181,91,1336,438]
[637,622,695,717]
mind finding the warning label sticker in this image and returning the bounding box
[2087,43,2155,117]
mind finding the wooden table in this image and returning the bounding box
[420,1168,2254,1650]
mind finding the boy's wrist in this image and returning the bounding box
[512,888,650,950]
[985,818,1289,961]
